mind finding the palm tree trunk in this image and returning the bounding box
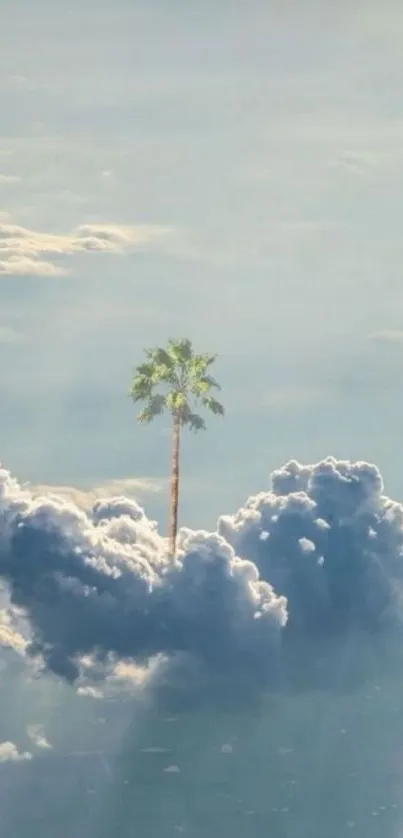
[168,411,180,558]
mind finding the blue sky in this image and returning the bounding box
[2,0,403,529]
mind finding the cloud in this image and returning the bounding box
[0,611,27,655]
[29,477,164,510]
[26,725,52,750]
[0,218,173,277]
[0,256,66,277]
[76,686,104,699]
[0,175,21,184]
[0,742,32,763]
[369,330,403,345]
[97,477,164,497]
[110,659,152,687]
[219,457,399,636]
[0,456,403,696]
[0,466,285,684]
[4,75,27,86]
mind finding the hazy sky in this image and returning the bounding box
[2,0,403,527]
[4,6,403,835]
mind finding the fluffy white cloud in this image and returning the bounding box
[0,464,286,684]
[2,455,403,693]
[0,218,173,277]
[0,742,32,762]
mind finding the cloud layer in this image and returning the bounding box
[0,218,172,276]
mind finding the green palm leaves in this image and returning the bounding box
[129,338,224,432]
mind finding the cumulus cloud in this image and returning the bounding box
[0,742,32,762]
[0,467,285,684]
[0,217,173,277]
[219,457,400,636]
[0,456,403,692]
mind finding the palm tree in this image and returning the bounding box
[129,338,224,558]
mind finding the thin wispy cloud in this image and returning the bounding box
[0,255,66,277]
[26,725,52,750]
[0,217,173,277]
[369,330,403,345]
[0,326,25,344]
[29,476,164,509]
[0,175,21,184]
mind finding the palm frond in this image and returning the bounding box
[129,374,154,402]
[190,374,221,398]
[167,338,194,366]
[136,393,166,423]
[180,404,206,432]
[190,353,217,376]
[130,354,176,399]
[145,347,175,370]
[201,395,225,416]
[135,362,157,378]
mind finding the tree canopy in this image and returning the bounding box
[129,338,224,431]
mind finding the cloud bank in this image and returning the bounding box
[0,468,284,684]
[0,457,402,692]
[0,218,173,277]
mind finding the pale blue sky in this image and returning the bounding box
[2,0,403,528]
